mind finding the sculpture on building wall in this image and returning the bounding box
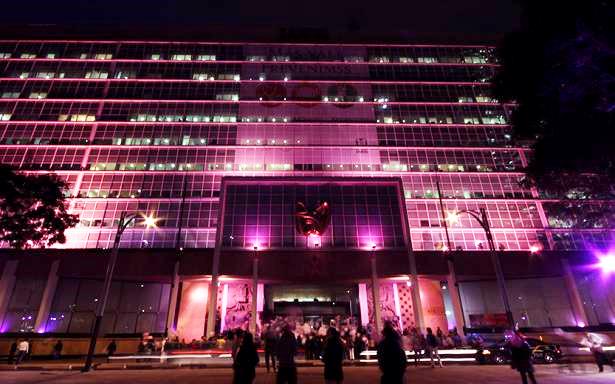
[295,201,331,236]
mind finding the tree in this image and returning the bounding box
[493,0,614,228]
[0,165,79,249]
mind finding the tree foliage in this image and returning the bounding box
[493,0,615,199]
[0,166,79,249]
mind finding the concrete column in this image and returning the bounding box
[370,256,383,334]
[165,259,181,335]
[34,259,60,333]
[561,258,589,326]
[0,260,19,328]
[446,271,466,336]
[250,258,258,335]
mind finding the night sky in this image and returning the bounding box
[0,0,521,41]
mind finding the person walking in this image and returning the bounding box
[233,332,260,384]
[508,330,537,384]
[377,321,407,384]
[276,324,298,384]
[410,328,422,366]
[106,340,117,362]
[586,332,614,373]
[426,328,442,368]
[322,327,345,384]
[264,325,278,373]
[52,340,63,360]
[8,340,17,365]
[15,339,29,365]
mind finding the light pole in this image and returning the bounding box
[446,208,514,328]
[82,211,157,372]
[369,245,383,334]
[250,245,259,335]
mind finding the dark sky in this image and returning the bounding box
[0,0,522,41]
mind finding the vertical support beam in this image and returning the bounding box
[358,283,369,326]
[446,270,466,336]
[561,258,589,327]
[250,258,258,334]
[370,256,383,334]
[220,283,229,333]
[34,259,60,333]
[165,259,181,335]
[206,178,229,337]
[0,260,19,329]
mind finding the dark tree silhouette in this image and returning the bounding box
[493,0,614,229]
[0,166,79,249]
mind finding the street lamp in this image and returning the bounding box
[250,245,259,335]
[82,211,157,372]
[446,207,514,328]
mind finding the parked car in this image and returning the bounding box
[486,337,562,365]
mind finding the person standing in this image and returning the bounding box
[8,340,17,365]
[322,327,345,384]
[377,321,407,384]
[52,340,63,360]
[106,340,117,362]
[233,332,259,384]
[264,324,278,373]
[508,330,537,384]
[426,328,442,368]
[353,332,366,361]
[15,339,29,365]
[276,324,298,384]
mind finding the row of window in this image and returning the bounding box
[1,52,491,65]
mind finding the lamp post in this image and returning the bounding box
[82,211,157,372]
[369,245,383,334]
[250,245,259,335]
[446,208,514,328]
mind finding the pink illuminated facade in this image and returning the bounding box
[0,40,613,337]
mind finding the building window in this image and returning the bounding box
[1,92,20,98]
[46,53,57,59]
[0,53,12,58]
[0,113,12,121]
[344,56,364,63]
[171,54,192,61]
[197,54,216,61]
[94,53,113,60]
[247,55,266,62]
[272,55,290,62]
[85,71,109,79]
[150,54,162,60]
[215,94,239,101]
[29,92,47,99]
[20,53,36,59]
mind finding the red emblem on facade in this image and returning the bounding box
[295,201,331,236]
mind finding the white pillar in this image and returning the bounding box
[165,259,181,335]
[0,260,19,328]
[34,260,60,333]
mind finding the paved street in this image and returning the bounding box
[3,365,615,384]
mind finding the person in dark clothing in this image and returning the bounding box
[586,332,614,373]
[354,333,366,361]
[377,321,407,384]
[322,327,345,384]
[276,325,298,384]
[8,341,17,365]
[264,325,278,373]
[106,340,117,362]
[233,332,260,384]
[507,330,537,384]
[52,340,63,360]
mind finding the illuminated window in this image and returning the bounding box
[196,54,216,61]
[370,56,390,63]
[29,92,47,99]
[217,74,239,80]
[45,53,57,59]
[0,53,11,58]
[272,55,290,62]
[94,53,113,60]
[85,71,109,79]
[247,55,266,61]
[344,56,364,62]
[20,53,36,59]
[59,114,96,122]
[1,92,20,98]
[215,94,239,101]
[398,57,414,63]
[193,73,210,81]
[171,54,192,61]
[150,54,162,60]
[35,72,55,79]
[0,113,12,121]
[417,57,438,63]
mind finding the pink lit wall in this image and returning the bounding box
[176,281,208,341]
[419,278,449,332]
[219,281,254,331]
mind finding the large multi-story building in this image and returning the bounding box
[0,40,612,341]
